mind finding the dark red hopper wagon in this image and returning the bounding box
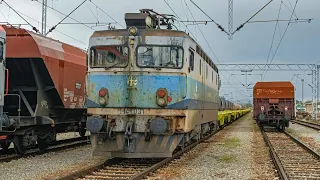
[253,81,295,131]
[0,25,87,154]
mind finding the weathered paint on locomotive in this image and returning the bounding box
[86,28,219,157]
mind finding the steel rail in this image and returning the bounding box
[284,131,320,158]
[291,119,320,131]
[261,128,320,180]
[261,129,288,180]
[0,136,90,162]
[54,113,251,180]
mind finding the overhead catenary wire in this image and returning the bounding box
[248,18,311,23]
[233,0,273,34]
[178,0,245,95]
[85,1,99,22]
[33,0,94,31]
[0,3,87,48]
[183,0,220,63]
[189,0,229,35]
[46,0,87,35]
[1,0,39,33]
[282,0,298,19]
[262,1,283,80]
[286,0,299,19]
[89,1,125,29]
[163,0,198,43]
[263,0,299,80]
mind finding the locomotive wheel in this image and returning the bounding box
[13,136,26,155]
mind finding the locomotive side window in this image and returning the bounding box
[90,46,129,68]
[199,60,201,75]
[0,41,3,61]
[137,46,183,68]
[189,49,194,71]
[206,65,208,79]
[212,71,214,83]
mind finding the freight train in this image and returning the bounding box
[0,25,87,154]
[253,81,295,131]
[85,9,250,158]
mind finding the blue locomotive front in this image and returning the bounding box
[86,10,219,158]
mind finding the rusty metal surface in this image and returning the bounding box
[1,25,86,108]
[253,98,295,120]
[262,129,320,179]
[253,81,294,99]
[91,29,187,38]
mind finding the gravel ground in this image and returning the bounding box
[147,114,278,180]
[287,122,320,154]
[0,145,106,180]
[6,131,90,149]
[56,131,91,141]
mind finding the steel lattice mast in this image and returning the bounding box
[228,0,233,40]
[217,63,320,120]
[41,0,47,35]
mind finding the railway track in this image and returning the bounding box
[291,119,320,131]
[55,117,249,180]
[262,128,320,179]
[0,136,90,162]
[55,134,215,180]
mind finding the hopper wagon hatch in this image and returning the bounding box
[0,25,87,154]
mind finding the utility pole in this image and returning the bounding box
[41,0,47,35]
[301,78,304,104]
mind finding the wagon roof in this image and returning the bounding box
[1,25,86,66]
[254,81,294,88]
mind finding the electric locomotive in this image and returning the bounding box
[86,9,220,158]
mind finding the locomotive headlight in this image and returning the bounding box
[156,88,168,107]
[99,97,107,106]
[128,26,138,36]
[157,98,166,107]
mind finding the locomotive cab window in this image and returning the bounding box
[189,49,194,71]
[90,46,129,68]
[0,41,3,61]
[136,45,183,68]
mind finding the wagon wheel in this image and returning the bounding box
[13,136,26,155]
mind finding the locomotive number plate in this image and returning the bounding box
[119,108,144,115]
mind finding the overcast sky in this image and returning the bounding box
[0,0,319,103]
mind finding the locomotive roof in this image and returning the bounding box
[254,81,294,88]
[91,28,195,42]
[1,25,86,66]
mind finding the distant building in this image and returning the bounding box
[305,103,312,113]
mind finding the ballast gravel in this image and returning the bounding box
[147,114,278,180]
[287,122,320,153]
[0,145,105,180]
